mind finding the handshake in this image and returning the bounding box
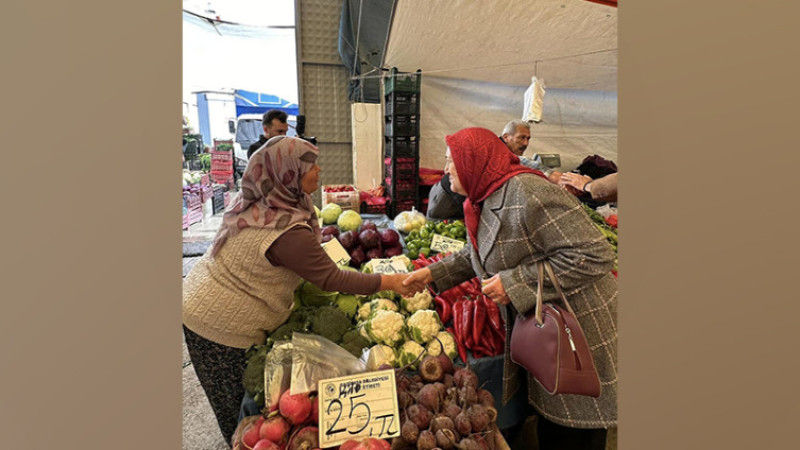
[379,268,433,297]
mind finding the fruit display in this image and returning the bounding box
[390,357,501,450]
[402,220,466,260]
[582,203,618,276]
[322,219,404,269]
[232,389,321,450]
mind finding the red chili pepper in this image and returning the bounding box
[473,298,486,346]
[482,295,503,332]
[434,295,452,324]
[464,300,474,349]
[452,301,463,343]
[605,214,618,228]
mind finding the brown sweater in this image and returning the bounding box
[589,173,618,203]
[267,226,381,294]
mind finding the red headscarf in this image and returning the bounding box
[445,127,548,250]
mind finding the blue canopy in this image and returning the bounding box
[234,89,299,117]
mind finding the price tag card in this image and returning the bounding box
[321,238,351,266]
[368,258,409,274]
[430,233,465,253]
[318,369,400,448]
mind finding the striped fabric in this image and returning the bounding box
[428,173,617,429]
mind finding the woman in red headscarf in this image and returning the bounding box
[404,128,618,450]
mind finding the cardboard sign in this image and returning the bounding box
[318,370,400,448]
[430,233,465,254]
[322,238,351,266]
[368,258,409,274]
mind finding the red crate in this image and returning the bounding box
[182,213,190,230]
[212,151,233,162]
[211,160,233,172]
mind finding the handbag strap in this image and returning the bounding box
[534,261,545,325]
[542,260,579,319]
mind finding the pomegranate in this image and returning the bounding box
[259,415,290,444]
[252,439,280,450]
[279,390,313,425]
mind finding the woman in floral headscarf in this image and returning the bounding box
[404,128,617,450]
[183,136,419,445]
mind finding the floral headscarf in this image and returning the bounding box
[445,127,547,250]
[210,136,320,258]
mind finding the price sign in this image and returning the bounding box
[322,238,351,266]
[368,258,409,274]
[318,369,400,448]
[430,233,465,253]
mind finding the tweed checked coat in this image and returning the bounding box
[427,173,618,429]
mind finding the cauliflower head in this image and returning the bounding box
[365,310,406,347]
[400,290,433,314]
[425,331,457,360]
[357,298,399,321]
[406,309,442,345]
[397,340,425,370]
[366,344,398,371]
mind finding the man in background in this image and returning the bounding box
[247,110,289,158]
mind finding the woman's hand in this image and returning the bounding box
[402,268,433,294]
[481,274,510,305]
[380,273,419,297]
[558,172,593,194]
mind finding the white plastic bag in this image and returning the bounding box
[393,208,426,233]
[290,333,366,395]
[522,76,546,123]
[596,203,618,219]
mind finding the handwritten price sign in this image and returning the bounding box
[430,233,465,254]
[321,238,351,266]
[368,258,409,274]
[318,369,400,448]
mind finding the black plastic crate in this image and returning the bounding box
[384,115,419,137]
[360,201,389,215]
[384,157,419,181]
[385,68,422,95]
[384,136,419,158]
[385,93,420,116]
[392,200,418,217]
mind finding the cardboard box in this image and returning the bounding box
[322,184,360,211]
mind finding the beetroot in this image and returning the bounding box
[287,426,319,450]
[259,415,290,444]
[443,403,461,421]
[466,404,490,432]
[339,230,359,250]
[476,389,494,408]
[401,419,419,444]
[453,368,478,390]
[432,382,447,399]
[419,356,444,383]
[398,390,414,409]
[279,390,312,425]
[321,225,340,238]
[416,430,437,450]
[366,247,384,261]
[429,415,455,434]
[379,229,400,246]
[458,385,478,407]
[383,244,404,258]
[406,404,432,430]
[442,374,455,390]
[454,412,471,436]
[359,229,380,249]
[416,384,441,412]
[435,429,457,450]
[349,247,367,267]
[457,438,481,450]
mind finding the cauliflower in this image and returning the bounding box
[365,310,407,347]
[425,331,458,360]
[406,309,442,345]
[357,298,399,321]
[366,344,398,371]
[397,340,425,370]
[400,290,433,314]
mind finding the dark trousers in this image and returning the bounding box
[537,414,608,450]
[183,325,247,447]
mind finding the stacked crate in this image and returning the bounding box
[384,68,422,217]
[210,139,234,189]
[212,185,227,215]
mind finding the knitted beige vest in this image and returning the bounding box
[182,225,308,348]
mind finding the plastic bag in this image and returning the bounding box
[264,341,294,413]
[393,208,426,233]
[523,76,546,123]
[596,203,618,219]
[290,333,366,395]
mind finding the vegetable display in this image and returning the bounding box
[582,203,618,276]
[403,219,466,260]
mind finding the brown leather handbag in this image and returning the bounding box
[509,260,601,397]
